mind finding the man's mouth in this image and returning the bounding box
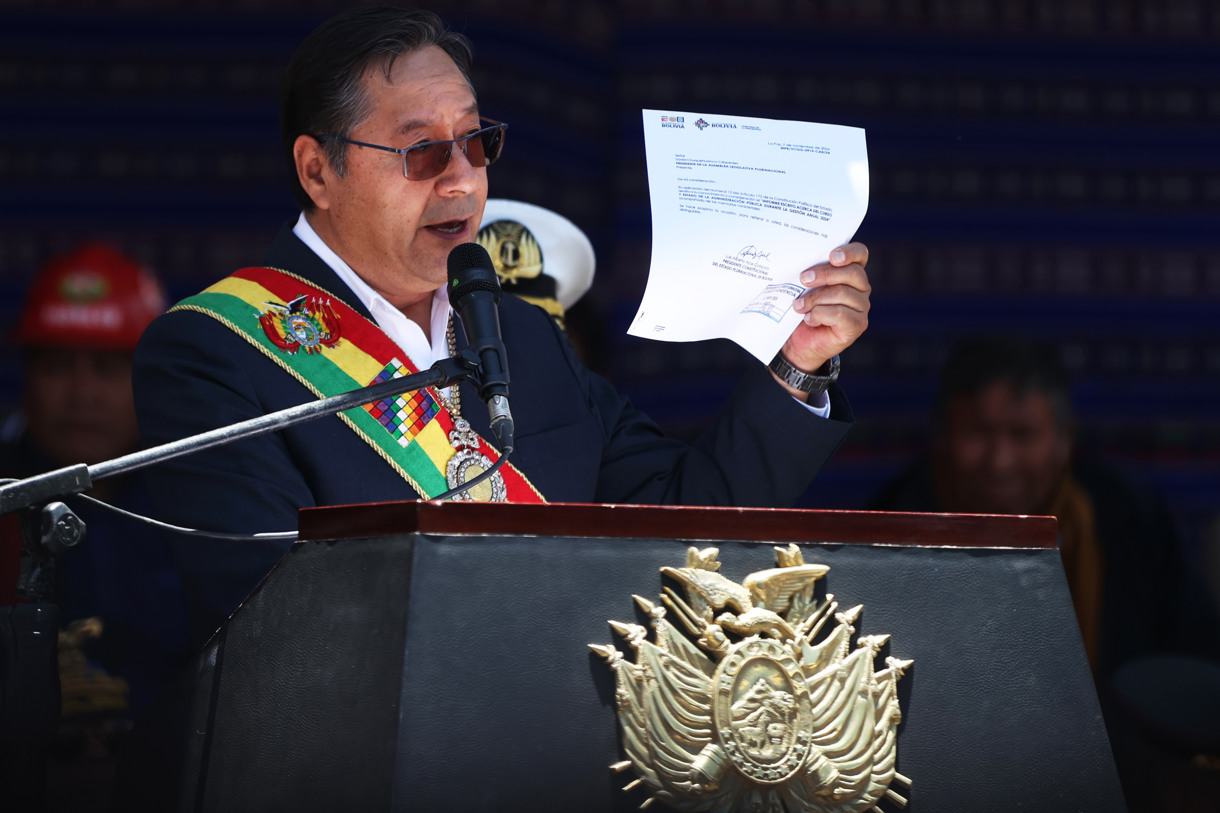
[426,219,467,235]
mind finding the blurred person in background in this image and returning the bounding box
[0,243,191,810]
[871,334,1220,812]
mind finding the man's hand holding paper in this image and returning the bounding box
[776,241,871,399]
[629,109,871,401]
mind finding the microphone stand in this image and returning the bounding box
[0,350,482,599]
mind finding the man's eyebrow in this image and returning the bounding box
[396,105,481,138]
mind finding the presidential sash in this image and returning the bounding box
[172,266,545,503]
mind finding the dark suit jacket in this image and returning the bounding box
[133,224,853,643]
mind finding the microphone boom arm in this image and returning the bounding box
[0,351,481,518]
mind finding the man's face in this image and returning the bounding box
[23,348,139,466]
[934,381,1071,515]
[312,46,488,306]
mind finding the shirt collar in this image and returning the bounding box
[291,212,452,369]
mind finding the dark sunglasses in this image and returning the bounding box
[315,119,507,181]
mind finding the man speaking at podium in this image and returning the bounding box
[132,6,872,645]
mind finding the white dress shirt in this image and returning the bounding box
[293,213,451,371]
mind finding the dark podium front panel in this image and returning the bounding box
[115,503,1126,812]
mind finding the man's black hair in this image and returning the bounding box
[934,335,1075,431]
[280,5,474,210]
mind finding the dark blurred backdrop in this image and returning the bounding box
[1,0,1217,563]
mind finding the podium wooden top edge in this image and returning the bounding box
[297,501,1058,550]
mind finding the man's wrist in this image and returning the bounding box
[768,352,840,396]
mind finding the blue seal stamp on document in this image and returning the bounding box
[741,283,804,323]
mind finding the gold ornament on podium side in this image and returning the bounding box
[591,544,912,812]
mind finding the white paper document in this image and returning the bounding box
[628,110,869,362]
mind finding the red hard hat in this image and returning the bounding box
[14,243,167,352]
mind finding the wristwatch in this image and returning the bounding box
[768,352,840,395]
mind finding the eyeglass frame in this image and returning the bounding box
[314,119,508,181]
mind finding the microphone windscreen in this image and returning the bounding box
[447,243,502,303]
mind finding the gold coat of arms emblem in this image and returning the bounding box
[591,545,912,812]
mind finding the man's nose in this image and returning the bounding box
[985,435,1020,472]
[434,142,480,190]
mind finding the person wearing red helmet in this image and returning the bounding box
[0,243,191,808]
[10,243,167,468]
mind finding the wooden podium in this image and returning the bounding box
[114,503,1127,812]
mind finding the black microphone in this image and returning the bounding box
[446,242,514,454]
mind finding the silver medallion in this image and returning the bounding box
[445,418,507,502]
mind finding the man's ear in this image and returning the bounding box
[294,134,332,210]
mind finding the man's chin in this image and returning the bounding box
[416,231,475,282]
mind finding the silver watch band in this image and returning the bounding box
[768,352,840,395]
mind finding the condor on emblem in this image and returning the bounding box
[258,294,341,355]
[590,545,912,812]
